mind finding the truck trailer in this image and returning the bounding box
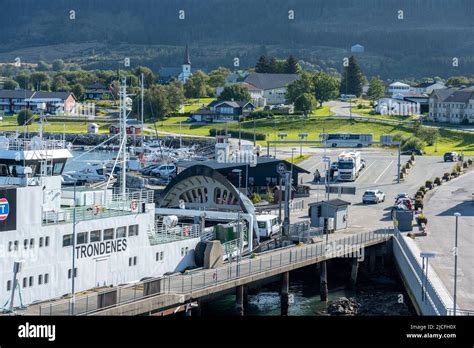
[337,151,363,181]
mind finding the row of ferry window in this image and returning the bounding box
[8,237,50,252]
[62,225,139,247]
[6,274,50,291]
[5,252,166,291]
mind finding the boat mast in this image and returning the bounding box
[120,77,128,198]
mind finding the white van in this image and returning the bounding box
[256,214,281,239]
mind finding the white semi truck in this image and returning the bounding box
[337,151,363,181]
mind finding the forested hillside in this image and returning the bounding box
[0,0,473,78]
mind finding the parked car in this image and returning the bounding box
[394,193,410,202]
[443,152,458,162]
[395,197,413,210]
[141,164,161,176]
[401,149,423,156]
[362,189,385,204]
[151,164,177,178]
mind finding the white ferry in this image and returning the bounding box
[0,79,200,311]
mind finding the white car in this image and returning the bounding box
[151,164,177,178]
[362,189,385,204]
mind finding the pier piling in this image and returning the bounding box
[281,271,290,316]
[349,258,359,289]
[235,285,245,316]
[320,261,328,302]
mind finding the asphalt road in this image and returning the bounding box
[415,170,474,310]
[275,146,457,231]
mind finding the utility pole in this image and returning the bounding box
[453,213,460,315]
[120,77,128,198]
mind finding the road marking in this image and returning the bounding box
[357,160,377,180]
[374,160,394,184]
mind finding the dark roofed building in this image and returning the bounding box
[176,156,309,194]
[243,72,300,105]
[428,88,474,124]
[85,83,111,100]
[0,89,75,115]
[190,100,255,123]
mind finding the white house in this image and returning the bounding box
[387,82,411,97]
[242,73,300,105]
[411,81,445,94]
[428,88,474,124]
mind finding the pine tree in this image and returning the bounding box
[284,55,299,74]
[367,76,385,103]
[255,55,270,73]
[340,56,364,97]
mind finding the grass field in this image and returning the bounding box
[285,154,312,164]
[0,117,111,133]
[307,105,335,117]
[152,116,474,155]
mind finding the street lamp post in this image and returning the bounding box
[323,156,331,201]
[291,147,296,180]
[420,252,436,303]
[298,133,308,157]
[453,212,461,315]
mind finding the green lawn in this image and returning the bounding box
[152,116,474,155]
[285,154,312,164]
[307,105,335,117]
[0,117,111,133]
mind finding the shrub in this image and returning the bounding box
[416,190,424,198]
[468,159,473,165]
[401,167,407,174]
[443,172,451,181]
[410,154,415,161]
[419,186,426,193]
[434,177,441,185]
[265,186,274,202]
[250,192,262,204]
[463,162,468,168]
[416,214,428,224]
[414,198,424,210]
[455,164,462,172]
[405,163,410,169]
[17,108,34,126]
[425,180,433,188]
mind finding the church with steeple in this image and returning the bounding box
[158,45,192,84]
[177,45,192,83]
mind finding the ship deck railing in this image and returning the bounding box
[1,138,67,151]
[42,189,154,225]
[148,222,202,244]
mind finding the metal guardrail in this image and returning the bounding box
[38,229,390,316]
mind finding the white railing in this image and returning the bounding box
[38,229,390,316]
[392,229,450,315]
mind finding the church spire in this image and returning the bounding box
[183,45,191,65]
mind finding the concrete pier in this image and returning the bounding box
[349,258,359,289]
[320,261,328,302]
[280,272,289,316]
[369,248,376,272]
[235,285,245,316]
